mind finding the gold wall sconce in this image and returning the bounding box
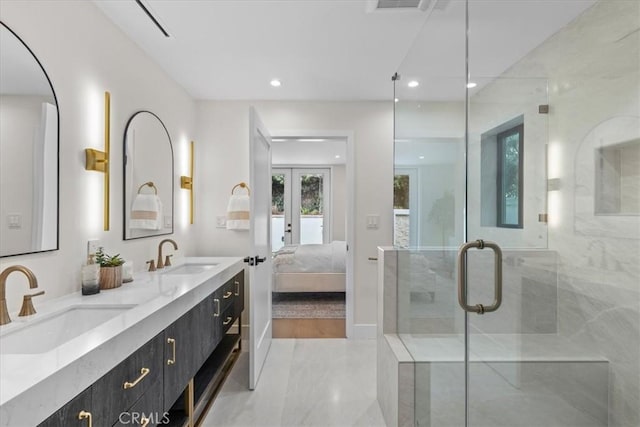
[180,141,194,224]
[85,91,111,231]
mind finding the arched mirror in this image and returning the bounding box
[0,22,59,257]
[123,111,174,240]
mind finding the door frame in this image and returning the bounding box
[271,129,355,338]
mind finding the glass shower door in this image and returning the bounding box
[393,0,633,426]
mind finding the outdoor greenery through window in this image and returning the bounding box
[497,124,523,228]
[300,174,324,215]
[394,175,410,209]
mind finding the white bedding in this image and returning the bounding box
[272,241,346,274]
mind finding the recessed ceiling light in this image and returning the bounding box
[408,80,419,88]
[298,138,325,142]
[419,155,425,160]
[466,82,477,88]
[272,138,286,142]
[335,155,341,159]
[270,79,282,87]
[394,98,399,103]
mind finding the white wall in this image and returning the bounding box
[194,101,393,327]
[0,1,197,314]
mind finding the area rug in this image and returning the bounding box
[272,292,346,319]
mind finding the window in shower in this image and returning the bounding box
[480,116,524,229]
[496,124,524,228]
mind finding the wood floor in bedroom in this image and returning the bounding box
[272,318,346,338]
[272,292,346,338]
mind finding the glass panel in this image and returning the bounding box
[466,1,638,427]
[298,173,324,245]
[393,174,410,247]
[271,173,285,252]
[393,0,467,425]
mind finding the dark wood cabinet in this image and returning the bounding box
[163,306,199,410]
[37,269,244,427]
[92,333,164,427]
[112,377,164,427]
[38,386,92,427]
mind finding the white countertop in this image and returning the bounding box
[0,257,244,427]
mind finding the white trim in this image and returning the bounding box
[352,324,377,339]
[272,129,356,339]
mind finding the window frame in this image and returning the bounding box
[496,124,524,229]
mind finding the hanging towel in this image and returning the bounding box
[131,194,163,230]
[226,194,250,230]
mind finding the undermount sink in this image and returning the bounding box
[162,263,219,275]
[0,305,135,355]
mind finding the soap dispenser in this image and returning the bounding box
[82,255,100,295]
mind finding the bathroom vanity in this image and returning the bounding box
[0,257,244,427]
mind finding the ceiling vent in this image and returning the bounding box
[376,0,431,10]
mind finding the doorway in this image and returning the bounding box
[270,136,351,338]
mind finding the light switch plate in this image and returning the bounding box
[366,214,380,229]
[216,216,227,228]
[164,215,173,228]
[7,213,21,229]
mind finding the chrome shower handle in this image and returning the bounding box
[457,239,503,314]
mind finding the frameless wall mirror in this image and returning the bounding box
[123,111,174,240]
[0,22,59,257]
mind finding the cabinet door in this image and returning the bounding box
[92,333,164,427]
[38,387,92,427]
[195,294,216,366]
[163,308,198,409]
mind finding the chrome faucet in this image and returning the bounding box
[0,265,39,326]
[157,239,178,269]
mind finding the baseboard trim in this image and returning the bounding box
[351,323,377,339]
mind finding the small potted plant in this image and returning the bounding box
[95,247,125,290]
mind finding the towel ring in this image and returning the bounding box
[231,182,250,196]
[137,181,158,195]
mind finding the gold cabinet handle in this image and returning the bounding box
[234,280,240,296]
[214,298,220,317]
[140,417,150,427]
[167,337,176,365]
[223,316,233,325]
[78,410,92,427]
[223,290,233,299]
[123,367,150,389]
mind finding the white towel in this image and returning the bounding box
[131,194,163,230]
[226,194,249,230]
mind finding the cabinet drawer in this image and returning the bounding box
[218,303,237,336]
[38,386,92,427]
[112,377,164,427]
[215,279,236,313]
[92,333,164,427]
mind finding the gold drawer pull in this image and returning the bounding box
[223,316,233,325]
[167,338,176,365]
[78,410,92,427]
[214,298,220,317]
[223,290,233,299]
[234,280,240,296]
[140,417,150,427]
[123,367,150,389]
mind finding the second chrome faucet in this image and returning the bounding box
[157,239,178,269]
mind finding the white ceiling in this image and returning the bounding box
[93,0,596,101]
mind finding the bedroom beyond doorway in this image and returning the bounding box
[270,138,348,338]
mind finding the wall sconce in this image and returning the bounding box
[180,140,194,224]
[85,91,111,231]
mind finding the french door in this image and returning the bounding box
[271,168,331,252]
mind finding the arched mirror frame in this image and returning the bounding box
[0,21,60,258]
[122,110,174,240]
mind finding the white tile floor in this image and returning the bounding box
[200,339,387,427]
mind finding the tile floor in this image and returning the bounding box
[201,339,387,427]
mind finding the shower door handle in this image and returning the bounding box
[457,239,503,314]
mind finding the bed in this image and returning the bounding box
[272,240,346,292]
